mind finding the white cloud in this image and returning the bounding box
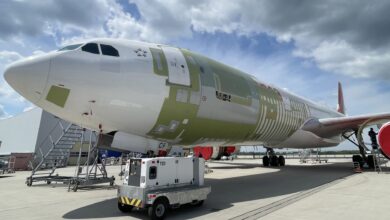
[295,41,390,80]
[123,0,390,80]
[0,51,24,64]
[0,50,32,117]
[0,0,112,40]
[23,105,36,112]
[2,0,390,80]
[0,104,11,119]
[343,82,390,115]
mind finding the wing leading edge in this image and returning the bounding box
[301,113,390,139]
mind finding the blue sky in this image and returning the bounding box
[1,0,390,150]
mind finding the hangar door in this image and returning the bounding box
[161,46,191,86]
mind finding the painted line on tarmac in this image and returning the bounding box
[229,174,353,220]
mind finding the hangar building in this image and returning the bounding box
[0,108,95,170]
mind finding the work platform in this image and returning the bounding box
[1,158,390,220]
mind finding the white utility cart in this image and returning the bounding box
[117,157,211,220]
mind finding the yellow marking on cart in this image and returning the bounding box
[119,197,142,207]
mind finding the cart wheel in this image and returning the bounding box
[72,183,78,192]
[47,180,51,185]
[148,198,168,220]
[110,176,115,186]
[26,178,32,187]
[191,200,204,207]
[118,202,133,213]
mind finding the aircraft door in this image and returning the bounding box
[161,46,191,86]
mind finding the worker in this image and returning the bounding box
[368,128,378,149]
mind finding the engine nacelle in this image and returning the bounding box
[378,122,390,158]
[110,132,167,154]
[193,146,239,160]
[193,146,214,160]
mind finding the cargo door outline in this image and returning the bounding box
[161,46,191,86]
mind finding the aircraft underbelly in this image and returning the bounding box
[274,129,341,148]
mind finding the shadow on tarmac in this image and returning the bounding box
[63,162,354,220]
[0,175,14,178]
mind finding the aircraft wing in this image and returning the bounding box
[301,113,390,138]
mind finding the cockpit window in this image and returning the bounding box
[100,44,119,57]
[58,44,82,51]
[81,43,100,54]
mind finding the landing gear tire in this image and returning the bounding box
[270,155,279,167]
[367,155,375,169]
[26,177,32,187]
[118,202,133,213]
[148,198,168,220]
[262,156,270,167]
[352,155,364,168]
[278,156,285,166]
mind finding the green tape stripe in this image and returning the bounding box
[46,85,70,108]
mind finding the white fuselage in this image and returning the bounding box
[4,39,345,151]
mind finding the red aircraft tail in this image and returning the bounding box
[337,82,346,115]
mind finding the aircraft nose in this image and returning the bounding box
[4,55,51,104]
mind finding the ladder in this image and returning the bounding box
[27,121,83,186]
[67,132,115,192]
[299,149,311,163]
[373,148,388,173]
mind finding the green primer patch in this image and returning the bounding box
[150,48,168,76]
[231,96,252,106]
[46,85,70,108]
[207,58,252,98]
[148,50,257,144]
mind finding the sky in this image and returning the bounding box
[0,0,389,150]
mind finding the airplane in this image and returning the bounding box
[4,38,390,167]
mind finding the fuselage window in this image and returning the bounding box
[81,43,100,54]
[100,44,119,57]
[58,44,82,51]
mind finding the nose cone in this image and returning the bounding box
[4,55,51,104]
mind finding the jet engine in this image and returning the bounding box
[193,146,239,160]
[378,122,390,158]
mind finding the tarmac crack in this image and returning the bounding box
[229,174,353,220]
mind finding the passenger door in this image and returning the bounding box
[161,46,191,86]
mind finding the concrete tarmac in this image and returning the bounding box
[0,159,389,220]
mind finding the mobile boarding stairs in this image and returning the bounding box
[26,120,114,191]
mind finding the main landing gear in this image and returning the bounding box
[343,131,376,169]
[262,148,285,167]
